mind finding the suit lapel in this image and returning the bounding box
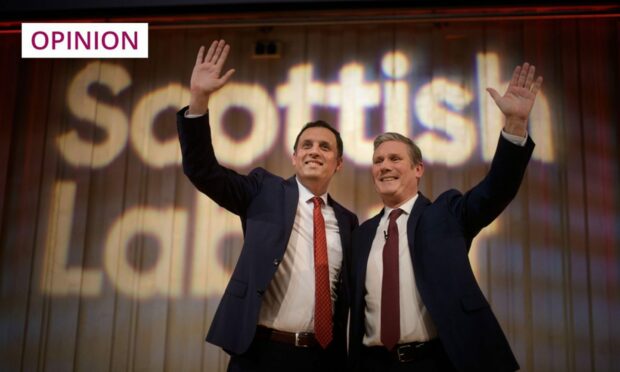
[407,192,430,258]
[355,211,383,291]
[283,176,299,244]
[328,195,350,254]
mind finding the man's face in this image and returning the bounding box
[372,140,424,208]
[292,127,342,192]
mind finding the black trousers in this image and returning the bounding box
[227,337,344,372]
[359,342,458,372]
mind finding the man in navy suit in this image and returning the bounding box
[349,63,543,371]
[177,40,358,372]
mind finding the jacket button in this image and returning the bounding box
[257,289,265,296]
[273,259,281,266]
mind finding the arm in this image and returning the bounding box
[456,62,543,237]
[178,41,259,215]
[456,135,535,239]
[178,111,264,216]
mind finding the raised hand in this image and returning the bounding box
[188,40,235,115]
[486,62,543,137]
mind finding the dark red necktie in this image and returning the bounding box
[381,208,404,350]
[312,196,332,348]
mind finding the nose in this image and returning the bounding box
[373,160,389,173]
[382,163,397,177]
[308,143,320,156]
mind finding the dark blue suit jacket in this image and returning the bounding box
[177,108,358,357]
[349,136,534,372]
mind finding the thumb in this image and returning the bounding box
[486,88,501,103]
[220,69,236,84]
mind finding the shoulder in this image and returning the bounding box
[248,167,292,181]
[329,197,355,216]
[433,189,463,205]
[413,189,462,222]
[246,167,293,191]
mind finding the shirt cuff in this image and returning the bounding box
[501,130,528,146]
[184,110,206,119]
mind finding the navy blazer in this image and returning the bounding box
[349,136,534,372]
[177,108,358,357]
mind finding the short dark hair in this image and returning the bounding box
[373,132,423,165]
[293,120,343,159]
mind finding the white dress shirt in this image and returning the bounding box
[363,194,438,346]
[258,178,343,333]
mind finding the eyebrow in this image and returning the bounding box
[302,139,332,147]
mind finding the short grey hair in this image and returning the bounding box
[373,132,423,165]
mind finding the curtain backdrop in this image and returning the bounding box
[1,13,619,372]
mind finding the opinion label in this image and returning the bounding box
[22,23,148,58]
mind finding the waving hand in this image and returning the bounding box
[188,40,235,115]
[487,62,543,137]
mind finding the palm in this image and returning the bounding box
[487,62,543,123]
[494,84,537,121]
[190,40,235,96]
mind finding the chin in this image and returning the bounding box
[302,168,322,176]
[378,185,397,194]
[303,171,322,178]
[377,190,395,200]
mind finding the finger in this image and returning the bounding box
[220,68,236,84]
[530,76,543,95]
[212,39,226,63]
[204,40,218,63]
[510,65,521,86]
[215,44,231,68]
[524,65,536,90]
[195,45,205,65]
[517,62,530,87]
[486,87,501,103]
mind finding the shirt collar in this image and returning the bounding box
[295,177,328,205]
[383,193,418,218]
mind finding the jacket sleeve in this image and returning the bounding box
[176,107,262,216]
[452,134,535,239]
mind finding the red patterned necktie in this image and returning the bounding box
[312,196,332,349]
[381,208,404,350]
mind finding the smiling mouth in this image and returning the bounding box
[305,160,323,166]
[380,176,398,182]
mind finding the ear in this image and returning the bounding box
[415,162,424,179]
[291,151,297,167]
[335,157,343,173]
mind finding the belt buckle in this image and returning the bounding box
[396,344,414,363]
[294,332,310,348]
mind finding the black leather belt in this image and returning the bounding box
[393,339,441,362]
[255,326,320,348]
[365,339,441,363]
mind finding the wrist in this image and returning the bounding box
[188,93,210,116]
[503,117,527,137]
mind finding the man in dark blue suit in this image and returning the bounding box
[349,63,543,371]
[177,40,358,372]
